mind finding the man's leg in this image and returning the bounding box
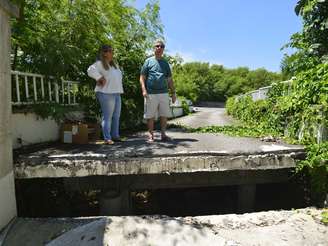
[144,94,157,142]
[158,93,172,140]
[147,118,155,141]
[160,116,167,138]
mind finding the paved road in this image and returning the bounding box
[169,106,236,128]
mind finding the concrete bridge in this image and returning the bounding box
[0,2,322,245]
[13,106,305,214]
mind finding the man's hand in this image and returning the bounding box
[140,75,148,98]
[97,77,106,87]
[142,90,148,98]
[168,77,176,103]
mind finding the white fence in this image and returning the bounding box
[11,70,79,105]
[238,78,327,143]
[241,79,293,101]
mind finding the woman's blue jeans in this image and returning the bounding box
[96,92,121,141]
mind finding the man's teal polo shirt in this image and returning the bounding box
[140,57,172,94]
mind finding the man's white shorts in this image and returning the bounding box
[144,93,172,119]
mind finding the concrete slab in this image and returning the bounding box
[13,107,305,179]
[13,130,304,178]
[0,216,235,246]
[47,216,228,246]
[1,208,326,246]
[47,218,107,246]
[0,217,99,246]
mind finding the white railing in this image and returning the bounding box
[242,79,293,101]
[11,70,79,105]
[237,78,327,143]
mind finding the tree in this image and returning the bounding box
[173,62,281,102]
[281,0,328,76]
[10,0,163,128]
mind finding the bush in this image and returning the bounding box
[227,63,328,203]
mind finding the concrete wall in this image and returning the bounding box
[12,113,60,149]
[11,104,185,148]
[0,1,18,231]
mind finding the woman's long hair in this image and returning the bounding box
[98,44,117,70]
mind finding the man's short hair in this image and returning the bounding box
[154,39,165,46]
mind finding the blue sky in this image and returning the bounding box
[133,0,302,72]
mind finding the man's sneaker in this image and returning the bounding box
[161,135,172,142]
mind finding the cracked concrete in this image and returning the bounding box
[5,107,318,246]
[14,150,304,179]
[1,208,327,246]
[13,106,305,179]
[13,129,305,179]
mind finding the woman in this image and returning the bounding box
[87,44,123,144]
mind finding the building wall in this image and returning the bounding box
[0,1,18,231]
[12,113,60,149]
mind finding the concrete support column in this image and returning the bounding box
[99,189,131,216]
[0,1,19,231]
[237,184,256,213]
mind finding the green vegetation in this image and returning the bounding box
[227,63,328,142]
[168,124,277,138]
[13,103,80,122]
[297,143,328,204]
[226,65,328,204]
[11,0,163,128]
[178,97,191,115]
[226,0,328,205]
[10,0,282,125]
[281,0,328,77]
[322,210,328,225]
[10,0,327,205]
[173,63,282,103]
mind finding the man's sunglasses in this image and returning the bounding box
[154,44,165,49]
[103,49,113,53]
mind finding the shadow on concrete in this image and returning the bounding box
[13,134,200,160]
[2,217,103,246]
[3,216,228,246]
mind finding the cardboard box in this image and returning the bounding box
[61,123,100,144]
[86,123,101,142]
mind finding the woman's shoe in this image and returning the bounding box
[104,139,114,145]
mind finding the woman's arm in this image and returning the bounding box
[87,62,103,81]
[87,62,105,87]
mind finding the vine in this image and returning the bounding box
[13,103,81,123]
[226,63,328,205]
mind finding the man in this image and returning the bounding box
[140,39,176,143]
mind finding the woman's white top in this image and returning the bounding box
[87,60,124,94]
